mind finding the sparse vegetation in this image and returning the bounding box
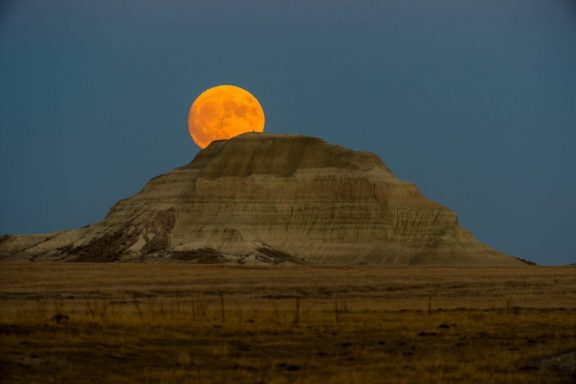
[0,264,574,383]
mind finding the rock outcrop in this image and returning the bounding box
[0,133,528,266]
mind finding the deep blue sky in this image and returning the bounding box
[1,0,575,265]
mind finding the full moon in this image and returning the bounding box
[188,85,265,149]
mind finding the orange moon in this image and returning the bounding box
[188,85,265,149]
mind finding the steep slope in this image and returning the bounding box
[0,133,528,266]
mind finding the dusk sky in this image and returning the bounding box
[1,0,575,265]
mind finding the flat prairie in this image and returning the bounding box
[0,264,575,383]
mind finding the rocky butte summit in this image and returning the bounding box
[0,133,529,266]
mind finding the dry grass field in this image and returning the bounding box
[0,264,575,383]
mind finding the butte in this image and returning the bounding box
[0,133,529,266]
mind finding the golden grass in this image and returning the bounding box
[0,264,575,383]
